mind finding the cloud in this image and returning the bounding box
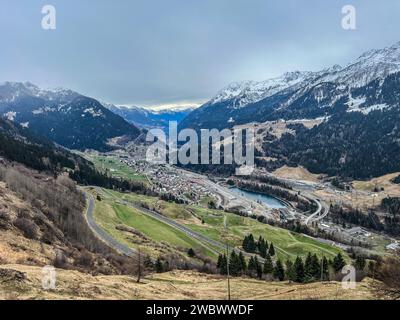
[1,0,399,106]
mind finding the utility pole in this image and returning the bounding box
[224,215,231,301]
[226,243,231,301]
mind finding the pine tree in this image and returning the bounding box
[273,259,285,281]
[293,256,305,283]
[247,256,257,277]
[187,248,196,257]
[321,256,329,281]
[285,260,295,282]
[304,252,313,280]
[254,256,263,279]
[263,254,274,275]
[218,254,228,275]
[242,235,249,252]
[355,256,366,271]
[217,254,223,269]
[238,251,247,273]
[269,243,275,256]
[311,254,321,279]
[229,251,239,276]
[333,253,346,272]
[248,234,256,253]
[258,237,267,258]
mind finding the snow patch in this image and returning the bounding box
[83,107,103,117]
[32,107,56,114]
[4,111,16,121]
[348,103,390,115]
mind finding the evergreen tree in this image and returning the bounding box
[355,256,366,271]
[243,234,256,253]
[218,254,228,275]
[321,256,329,281]
[248,234,256,253]
[229,250,240,276]
[254,256,263,279]
[269,243,275,256]
[263,254,274,275]
[310,254,321,279]
[247,256,257,277]
[242,235,249,252]
[285,260,296,282]
[187,248,196,257]
[273,259,285,281]
[304,252,313,280]
[258,237,267,258]
[238,251,247,273]
[332,253,346,272]
[293,256,305,283]
[217,254,223,269]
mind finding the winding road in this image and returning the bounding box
[83,187,266,262]
[84,192,137,257]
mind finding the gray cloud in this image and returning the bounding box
[1,0,399,106]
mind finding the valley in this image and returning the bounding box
[2,40,400,302]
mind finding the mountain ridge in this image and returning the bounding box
[180,41,400,131]
[0,82,141,151]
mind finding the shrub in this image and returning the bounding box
[13,218,38,239]
[75,250,93,268]
[0,211,11,230]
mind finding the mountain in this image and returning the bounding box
[105,104,194,130]
[179,41,400,179]
[263,89,400,179]
[0,82,141,151]
[0,114,147,195]
[180,41,400,131]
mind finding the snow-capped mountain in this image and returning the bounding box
[105,104,194,130]
[0,82,140,151]
[209,71,319,108]
[180,41,400,131]
[0,81,80,104]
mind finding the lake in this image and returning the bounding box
[229,187,286,209]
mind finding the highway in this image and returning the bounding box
[303,194,330,226]
[84,192,137,257]
[85,187,266,262]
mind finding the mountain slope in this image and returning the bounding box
[0,82,141,151]
[180,41,400,131]
[0,116,146,192]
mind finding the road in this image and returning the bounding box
[92,187,266,261]
[84,192,137,257]
[304,196,330,225]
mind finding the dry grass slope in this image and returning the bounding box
[0,264,374,300]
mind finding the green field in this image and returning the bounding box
[92,194,218,259]
[82,153,148,184]
[94,188,348,262]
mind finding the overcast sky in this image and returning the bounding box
[1,0,399,107]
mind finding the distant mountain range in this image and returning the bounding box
[180,41,400,179]
[180,41,400,131]
[104,104,194,130]
[0,82,140,151]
